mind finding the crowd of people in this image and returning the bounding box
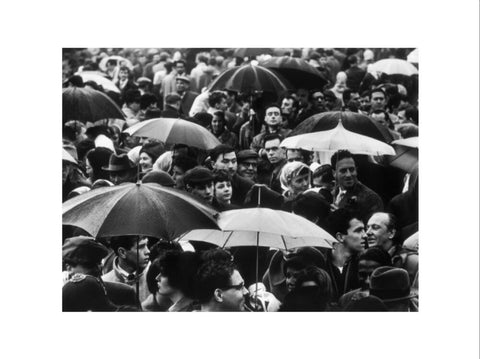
[62,47,419,312]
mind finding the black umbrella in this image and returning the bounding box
[289,111,394,143]
[259,56,329,90]
[233,48,273,58]
[63,86,125,124]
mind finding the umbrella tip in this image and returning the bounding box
[136,181,141,186]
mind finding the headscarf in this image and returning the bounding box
[279,161,310,195]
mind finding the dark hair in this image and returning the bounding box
[325,208,361,236]
[174,60,186,67]
[118,65,131,75]
[292,192,331,225]
[358,246,392,266]
[384,213,399,243]
[124,89,141,105]
[213,169,232,184]
[76,139,95,162]
[145,108,162,120]
[347,55,358,65]
[86,147,114,182]
[106,59,117,67]
[369,87,386,99]
[313,164,334,182]
[330,149,354,170]
[209,144,235,162]
[140,93,157,110]
[208,91,227,107]
[195,259,237,304]
[295,266,333,299]
[146,258,162,294]
[212,111,225,124]
[172,155,198,173]
[263,103,281,113]
[286,148,311,163]
[109,235,139,255]
[148,239,182,262]
[157,251,201,298]
[200,248,233,262]
[263,133,284,146]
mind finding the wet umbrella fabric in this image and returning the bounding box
[289,111,394,143]
[370,58,418,76]
[280,121,396,156]
[123,117,221,150]
[62,182,220,240]
[63,87,125,124]
[76,71,120,93]
[259,56,329,90]
[387,136,418,173]
[233,48,273,58]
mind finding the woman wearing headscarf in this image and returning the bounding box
[138,142,164,174]
[279,161,311,211]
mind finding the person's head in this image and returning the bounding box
[211,111,226,135]
[312,164,335,191]
[174,60,186,75]
[366,212,398,251]
[213,170,233,205]
[140,93,158,111]
[142,170,175,187]
[139,142,164,173]
[155,251,200,299]
[323,90,337,110]
[369,266,414,311]
[263,104,282,128]
[331,150,357,190]
[210,144,237,176]
[370,110,393,129]
[85,147,114,182]
[312,91,325,108]
[370,88,387,112]
[62,236,109,277]
[281,96,297,116]
[165,93,181,110]
[103,153,137,185]
[291,192,331,225]
[280,161,311,196]
[296,88,310,107]
[195,259,247,311]
[263,133,286,164]
[208,91,228,111]
[175,75,190,94]
[109,235,150,273]
[283,258,310,292]
[347,54,358,67]
[236,149,258,181]
[357,246,392,290]
[183,166,215,204]
[286,148,310,164]
[106,59,116,71]
[124,89,141,111]
[118,66,130,81]
[326,208,366,253]
[359,91,371,112]
[171,155,198,189]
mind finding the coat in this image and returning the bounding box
[179,91,199,118]
[102,259,150,303]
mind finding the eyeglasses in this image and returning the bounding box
[222,282,245,291]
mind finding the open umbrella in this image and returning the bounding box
[63,86,125,124]
[370,58,418,76]
[387,136,418,172]
[75,71,120,93]
[280,121,396,156]
[259,56,329,90]
[123,117,221,150]
[289,111,394,143]
[407,49,419,64]
[233,48,273,59]
[62,148,77,164]
[62,182,220,239]
[99,56,133,72]
[403,231,418,251]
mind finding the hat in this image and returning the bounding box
[86,147,113,170]
[102,153,136,172]
[140,142,164,163]
[62,274,117,312]
[369,266,416,303]
[142,170,175,187]
[62,236,109,265]
[136,77,152,84]
[176,75,191,83]
[237,149,258,162]
[165,93,182,104]
[345,295,388,312]
[183,166,214,186]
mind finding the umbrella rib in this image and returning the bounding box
[222,231,234,248]
[280,235,288,251]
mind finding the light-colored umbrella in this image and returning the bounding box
[388,136,418,172]
[62,148,77,164]
[123,117,221,150]
[407,49,419,64]
[403,231,418,251]
[99,56,133,72]
[370,58,418,76]
[280,121,396,156]
[76,71,120,93]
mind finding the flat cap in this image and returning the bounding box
[62,236,109,264]
[183,166,214,186]
[237,149,259,162]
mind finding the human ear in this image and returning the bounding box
[118,247,127,259]
[214,288,223,303]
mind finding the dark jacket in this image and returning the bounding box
[179,91,199,118]
[231,173,254,206]
[335,181,384,223]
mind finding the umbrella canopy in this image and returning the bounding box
[259,56,329,90]
[407,49,419,64]
[123,117,221,150]
[76,71,120,93]
[233,48,273,58]
[62,148,77,164]
[280,121,395,156]
[289,111,394,143]
[387,136,419,172]
[177,208,337,250]
[370,58,418,76]
[403,231,418,251]
[208,64,290,98]
[99,56,133,72]
[63,87,125,124]
[62,182,220,239]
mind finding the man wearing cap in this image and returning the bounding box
[236,149,259,182]
[161,93,182,118]
[183,166,215,205]
[103,153,138,185]
[175,75,198,118]
[62,236,137,308]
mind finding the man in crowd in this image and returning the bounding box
[103,153,138,185]
[251,104,291,153]
[160,93,182,118]
[122,89,142,127]
[280,95,298,129]
[161,60,187,101]
[263,133,287,193]
[175,75,198,118]
[183,166,215,205]
[236,149,259,182]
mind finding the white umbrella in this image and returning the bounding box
[392,137,418,148]
[403,231,418,251]
[123,117,221,150]
[76,71,120,93]
[280,121,396,156]
[407,49,419,64]
[370,58,418,76]
[99,56,133,72]
[62,148,77,164]
[388,137,419,172]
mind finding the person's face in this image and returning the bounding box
[226,92,236,106]
[297,91,310,107]
[289,172,310,195]
[313,175,335,192]
[237,160,257,181]
[350,92,360,102]
[189,182,214,204]
[335,157,357,189]
[281,98,294,115]
[216,98,228,111]
[264,139,285,164]
[214,181,232,203]
[324,97,336,110]
[172,165,185,188]
[358,259,381,290]
[371,112,388,127]
[139,153,153,172]
[110,169,135,185]
[153,54,161,63]
[175,63,186,75]
[129,101,141,112]
[359,96,370,111]
[119,69,129,81]
[341,218,367,253]
[370,91,386,111]
[264,107,282,127]
[213,152,237,176]
[220,270,247,311]
[319,56,328,66]
[156,273,175,296]
[139,55,147,65]
[175,79,188,93]
[312,92,325,107]
[85,158,93,179]
[366,213,394,248]
[124,237,150,272]
[211,115,225,135]
[285,267,303,292]
[286,149,304,163]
